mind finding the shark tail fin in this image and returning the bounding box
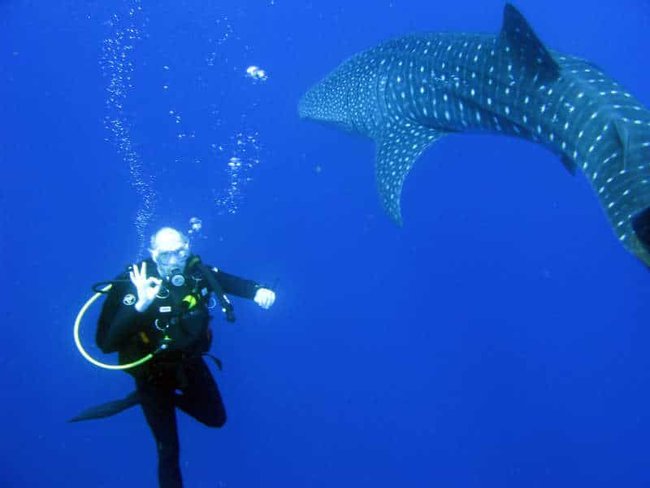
[499,3,560,82]
[69,391,139,422]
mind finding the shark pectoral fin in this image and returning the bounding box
[560,154,577,176]
[375,125,446,224]
[613,120,630,170]
[632,207,650,253]
[499,3,560,82]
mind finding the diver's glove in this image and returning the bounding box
[129,261,162,312]
[254,288,276,309]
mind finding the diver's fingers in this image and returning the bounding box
[131,263,146,284]
[147,277,162,288]
[146,277,162,297]
[129,264,138,284]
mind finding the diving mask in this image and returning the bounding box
[152,245,190,282]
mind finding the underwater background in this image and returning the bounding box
[2,0,650,486]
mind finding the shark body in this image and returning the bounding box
[299,4,650,267]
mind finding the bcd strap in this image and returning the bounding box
[189,256,236,323]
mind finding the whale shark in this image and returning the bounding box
[299,3,650,267]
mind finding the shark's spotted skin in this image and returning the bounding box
[299,4,650,267]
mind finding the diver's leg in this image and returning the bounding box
[137,380,184,488]
[175,358,226,427]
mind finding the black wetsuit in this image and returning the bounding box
[95,256,261,488]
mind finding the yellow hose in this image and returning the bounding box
[74,284,153,370]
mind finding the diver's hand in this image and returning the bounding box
[254,288,276,309]
[129,262,162,313]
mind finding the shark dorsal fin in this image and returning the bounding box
[499,3,560,82]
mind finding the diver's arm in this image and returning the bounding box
[208,267,276,309]
[208,268,262,299]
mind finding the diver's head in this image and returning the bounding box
[149,227,190,281]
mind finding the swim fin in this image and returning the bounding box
[69,391,140,422]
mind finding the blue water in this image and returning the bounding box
[2,1,650,486]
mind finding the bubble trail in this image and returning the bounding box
[101,0,156,255]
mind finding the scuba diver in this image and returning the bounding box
[71,227,276,488]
